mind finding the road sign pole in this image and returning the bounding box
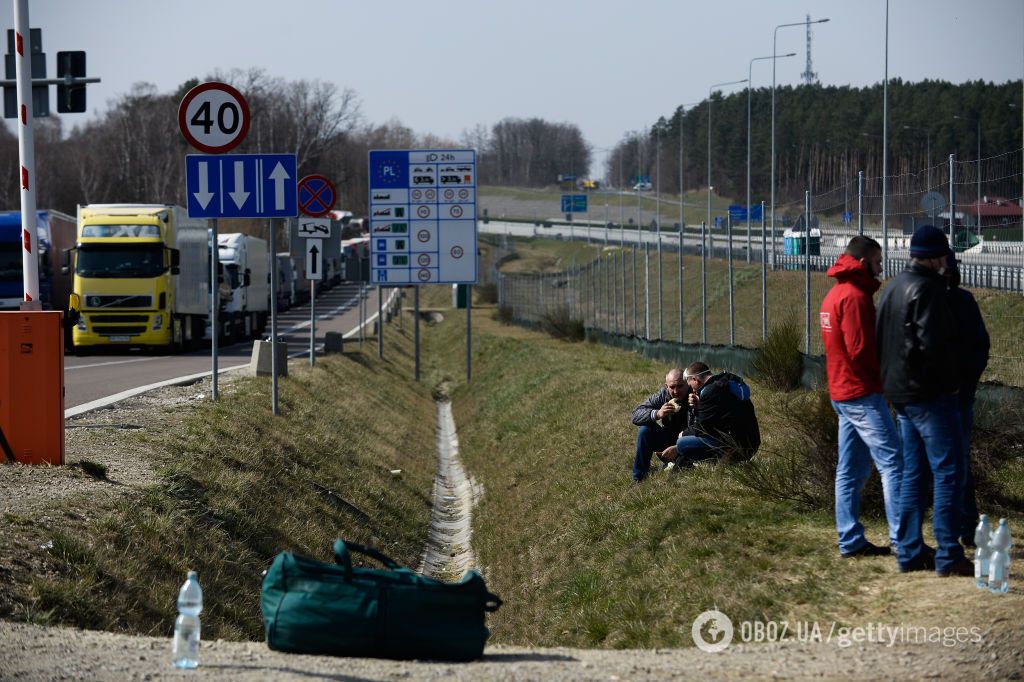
[211,218,219,400]
[310,280,315,367]
[466,284,472,382]
[414,287,421,382]
[377,286,383,360]
[269,219,279,416]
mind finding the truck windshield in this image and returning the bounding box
[0,243,21,280]
[224,263,241,289]
[76,244,166,278]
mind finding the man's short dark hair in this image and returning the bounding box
[684,361,710,379]
[845,235,882,260]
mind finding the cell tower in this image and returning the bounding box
[800,13,819,85]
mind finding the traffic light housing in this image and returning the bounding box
[56,50,85,113]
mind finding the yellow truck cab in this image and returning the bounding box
[70,204,209,353]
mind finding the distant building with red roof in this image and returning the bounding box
[962,196,1022,230]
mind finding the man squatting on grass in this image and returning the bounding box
[630,368,691,482]
[876,225,973,577]
[630,363,760,481]
[820,236,902,559]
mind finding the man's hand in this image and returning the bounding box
[688,392,699,407]
[656,445,678,463]
[656,401,679,420]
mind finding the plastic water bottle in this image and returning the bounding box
[974,515,991,589]
[172,571,203,668]
[988,519,1011,595]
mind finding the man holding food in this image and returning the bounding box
[630,367,691,482]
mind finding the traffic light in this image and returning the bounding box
[56,51,85,113]
[4,28,48,118]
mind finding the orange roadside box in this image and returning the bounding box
[0,311,64,465]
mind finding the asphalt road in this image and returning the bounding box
[64,283,388,412]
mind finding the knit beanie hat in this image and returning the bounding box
[909,225,951,259]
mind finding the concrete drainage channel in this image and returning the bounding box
[418,399,480,581]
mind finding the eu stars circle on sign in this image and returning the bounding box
[298,175,336,218]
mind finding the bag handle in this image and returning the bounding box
[484,592,503,612]
[333,538,401,576]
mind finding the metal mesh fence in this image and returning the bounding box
[491,149,1024,388]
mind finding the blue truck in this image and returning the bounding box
[0,210,76,311]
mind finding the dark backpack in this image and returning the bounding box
[719,373,761,462]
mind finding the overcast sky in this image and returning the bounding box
[5,0,1022,162]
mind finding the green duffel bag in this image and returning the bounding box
[261,538,502,661]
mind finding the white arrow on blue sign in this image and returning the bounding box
[186,153,298,218]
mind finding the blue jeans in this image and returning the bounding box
[675,434,722,465]
[894,395,966,572]
[832,394,902,554]
[958,386,979,542]
[633,424,678,481]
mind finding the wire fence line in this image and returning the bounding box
[487,160,1021,392]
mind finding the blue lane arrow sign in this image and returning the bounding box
[186,153,298,218]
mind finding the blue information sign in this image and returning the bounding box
[561,194,587,213]
[367,149,478,285]
[185,153,298,218]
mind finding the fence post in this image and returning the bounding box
[644,240,650,339]
[728,213,735,346]
[761,200,767,341]
[612,251,618,334]
[658,233,664,340]
[857,171,864,236]
[678,227,684,344]
[948,154,956,245]
[632,245,638,337]
[805,190,812,354]
[701,221,708,345]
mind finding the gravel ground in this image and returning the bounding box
[3,617,1023,681]
[3,372,1024,680]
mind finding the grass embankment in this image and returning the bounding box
[420,287,1024,648]
[479,185,720,225]
[8,319,438,640]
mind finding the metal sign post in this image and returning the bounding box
[269,219,279,416]
[211,218,219,399]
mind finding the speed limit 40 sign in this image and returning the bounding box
[178,81,250,153]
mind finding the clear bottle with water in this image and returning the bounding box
[172,571,203,669]
[974,515,991,589]
[987,519,1012,595]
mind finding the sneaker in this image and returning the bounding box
[936,558,974,578]
[841,541,891,559]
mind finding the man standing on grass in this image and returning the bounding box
[943,253,990,547]
[820,236,901,559]
[630,368,691,482]
[876,225,972,577]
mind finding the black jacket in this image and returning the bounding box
[875,263,958,403]
[948,286,989,389]
[683,372,760,457]
[631,386,690,433]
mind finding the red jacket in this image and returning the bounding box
[820,254,883,401]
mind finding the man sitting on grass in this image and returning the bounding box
[656,362,760,469]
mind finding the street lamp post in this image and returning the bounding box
[771,17,829,269]
[748,52,795,265]
[707,78,748,242]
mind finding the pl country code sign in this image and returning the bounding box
[368,149,478,284]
